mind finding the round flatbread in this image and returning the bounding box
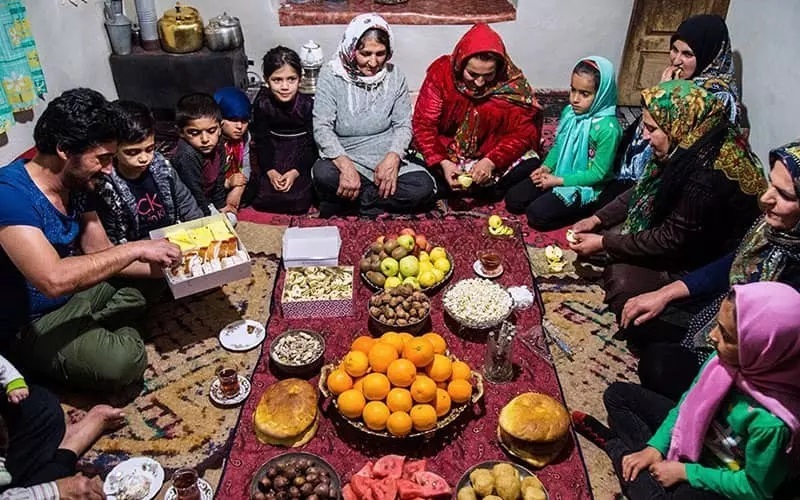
[498,392,569,443]
[254,378,317,440]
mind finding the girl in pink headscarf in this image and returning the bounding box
[572,281,800,499]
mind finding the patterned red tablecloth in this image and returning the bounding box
[218,217,591,499]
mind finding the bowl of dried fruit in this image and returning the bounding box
[269,329,326,377]
[368,285,431,334]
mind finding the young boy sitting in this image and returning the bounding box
[94,101,203,244]
[171,93,234,216]
[213,87,252,213]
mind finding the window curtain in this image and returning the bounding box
[0,0,46,135]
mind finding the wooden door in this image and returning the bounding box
[617,0,730,105]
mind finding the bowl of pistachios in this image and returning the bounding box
[269,329,326,377]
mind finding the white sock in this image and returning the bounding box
[0,457,11,486]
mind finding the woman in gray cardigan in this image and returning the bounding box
[312,13,436,217]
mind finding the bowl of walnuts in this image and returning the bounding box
[367,284,431,334]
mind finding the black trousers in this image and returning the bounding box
[1,386,77,487]
[603,382,726,500]
[430,157,541,203]
[505,177,634,231]
[312,159,436,217]
[638,343,701,402]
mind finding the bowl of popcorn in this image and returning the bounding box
[442,278,514,330]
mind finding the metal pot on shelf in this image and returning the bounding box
[205,12,244,51]
[157,2,204,54]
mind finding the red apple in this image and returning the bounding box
[376,235,386,244]
[415,234,428,251]
[399,228,416,237]
[425,242,433,252]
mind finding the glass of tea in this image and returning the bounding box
[478,250,502,273]
[172,467,201,500]
[216,366,240,397]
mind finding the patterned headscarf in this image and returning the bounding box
[622,80,766,233]
[328,13,394,89]
[447,23,540,162]
[669,281,800,463]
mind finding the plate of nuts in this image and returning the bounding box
[249,452,340,500]
[367,285,431,334]
[269,330,326,377]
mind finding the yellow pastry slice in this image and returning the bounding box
[208,219,234,241]
[165,229,196,252]
[189,226,214,248]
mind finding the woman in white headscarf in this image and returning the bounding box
[312,13,436,217]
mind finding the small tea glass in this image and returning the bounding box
[216,366,240,397]
[477,250,502,274]
[172,467,201,500]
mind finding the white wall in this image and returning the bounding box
[0,0,633,163]
[726,0,800,163]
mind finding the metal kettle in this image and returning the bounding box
[157,2,204,54]
[204,12,243,51]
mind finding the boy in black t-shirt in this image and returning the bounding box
[94,101,203,244]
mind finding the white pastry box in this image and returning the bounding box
[150,214,252,299]
[282,226,341,269]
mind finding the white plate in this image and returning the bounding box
[219,319,266,352]
[165,478,214,500]
[473,260,503,279]
[209,375,251,406]
[104,457,164,500]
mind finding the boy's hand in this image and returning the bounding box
[8,387,28,404]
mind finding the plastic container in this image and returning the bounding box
[282,226,341,269]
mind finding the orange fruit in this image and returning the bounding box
[353,376,365,394]
[326,369,353,395]
[410,375,437,403]
[368,342,399,373]
[450,360,472,381]
[337,389,366,419]
[386,358,417,387]
[361,373,391,401]
[403,338,435,368]
[342,350,369,378]
[386,411,413,437]
[425,354,453,382]
[410,404,437,431]
[434,388,451,417]
[422,332,447,354]
[448,379,472,403]
[362,401,390,431]
[386,388,413,413]
[351,335,377,354]
[380,332,404,355]
[398,332,415,347]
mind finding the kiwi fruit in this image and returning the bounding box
[383,240,399,253]
[359,258,372,272]
[366,271,386,286]
[369,242,383,254]
[391,246,408,260]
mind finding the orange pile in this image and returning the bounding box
[326,332,473,436]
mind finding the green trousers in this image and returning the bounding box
[11,280,158,392]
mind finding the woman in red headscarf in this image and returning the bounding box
[412,23,542,200]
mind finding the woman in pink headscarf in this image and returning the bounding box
[571,281,799,499]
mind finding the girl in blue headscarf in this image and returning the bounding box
[506,56,622,230]
[213,86,252,213]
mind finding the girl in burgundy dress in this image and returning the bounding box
[249,46,317,214]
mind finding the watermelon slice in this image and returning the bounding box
[351,475,380,500]
[372,477,399,500]
[373,455,405,480]
[396,479,427,500]
[355,461,375,478]
[343,484,358,500]
[401,459,427,480]
[412,471,451,497]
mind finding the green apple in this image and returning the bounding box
[384,276,403,289]
[380,257,399,277]
[396,234,415,252]
[457,174,473,188]
[399,255,420,278]
[402,276,420,289]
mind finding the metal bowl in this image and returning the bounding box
[367,289,431,335]
[453,460,549,500]
[249,452,341,499]
[442,280,513,330]
[269,329,326,377]
[360,247,454,295]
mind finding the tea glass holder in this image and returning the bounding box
[483,321,516,383]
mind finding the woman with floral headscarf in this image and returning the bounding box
[312,14,435,217]
[412,23,542,201]
[570,80,765,319]
[572,281,800,500]
[596,14,744,205]
[621,141,800,401]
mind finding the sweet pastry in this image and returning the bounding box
[253,378,318,447]
[497,392,570,468]
[164,222,247,281]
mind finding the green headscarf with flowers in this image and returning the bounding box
[622,80,766,234]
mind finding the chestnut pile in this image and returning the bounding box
[252,457,339,500]
[368,285,430,327]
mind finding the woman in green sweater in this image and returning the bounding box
[572,281,799,499]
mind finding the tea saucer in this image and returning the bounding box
[165,478,214,500]
[209,375,251,406]
[219,319,265,352]
[103,456,164,500]
[473,260,504,278]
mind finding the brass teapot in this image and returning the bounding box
[157,2,203,53]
